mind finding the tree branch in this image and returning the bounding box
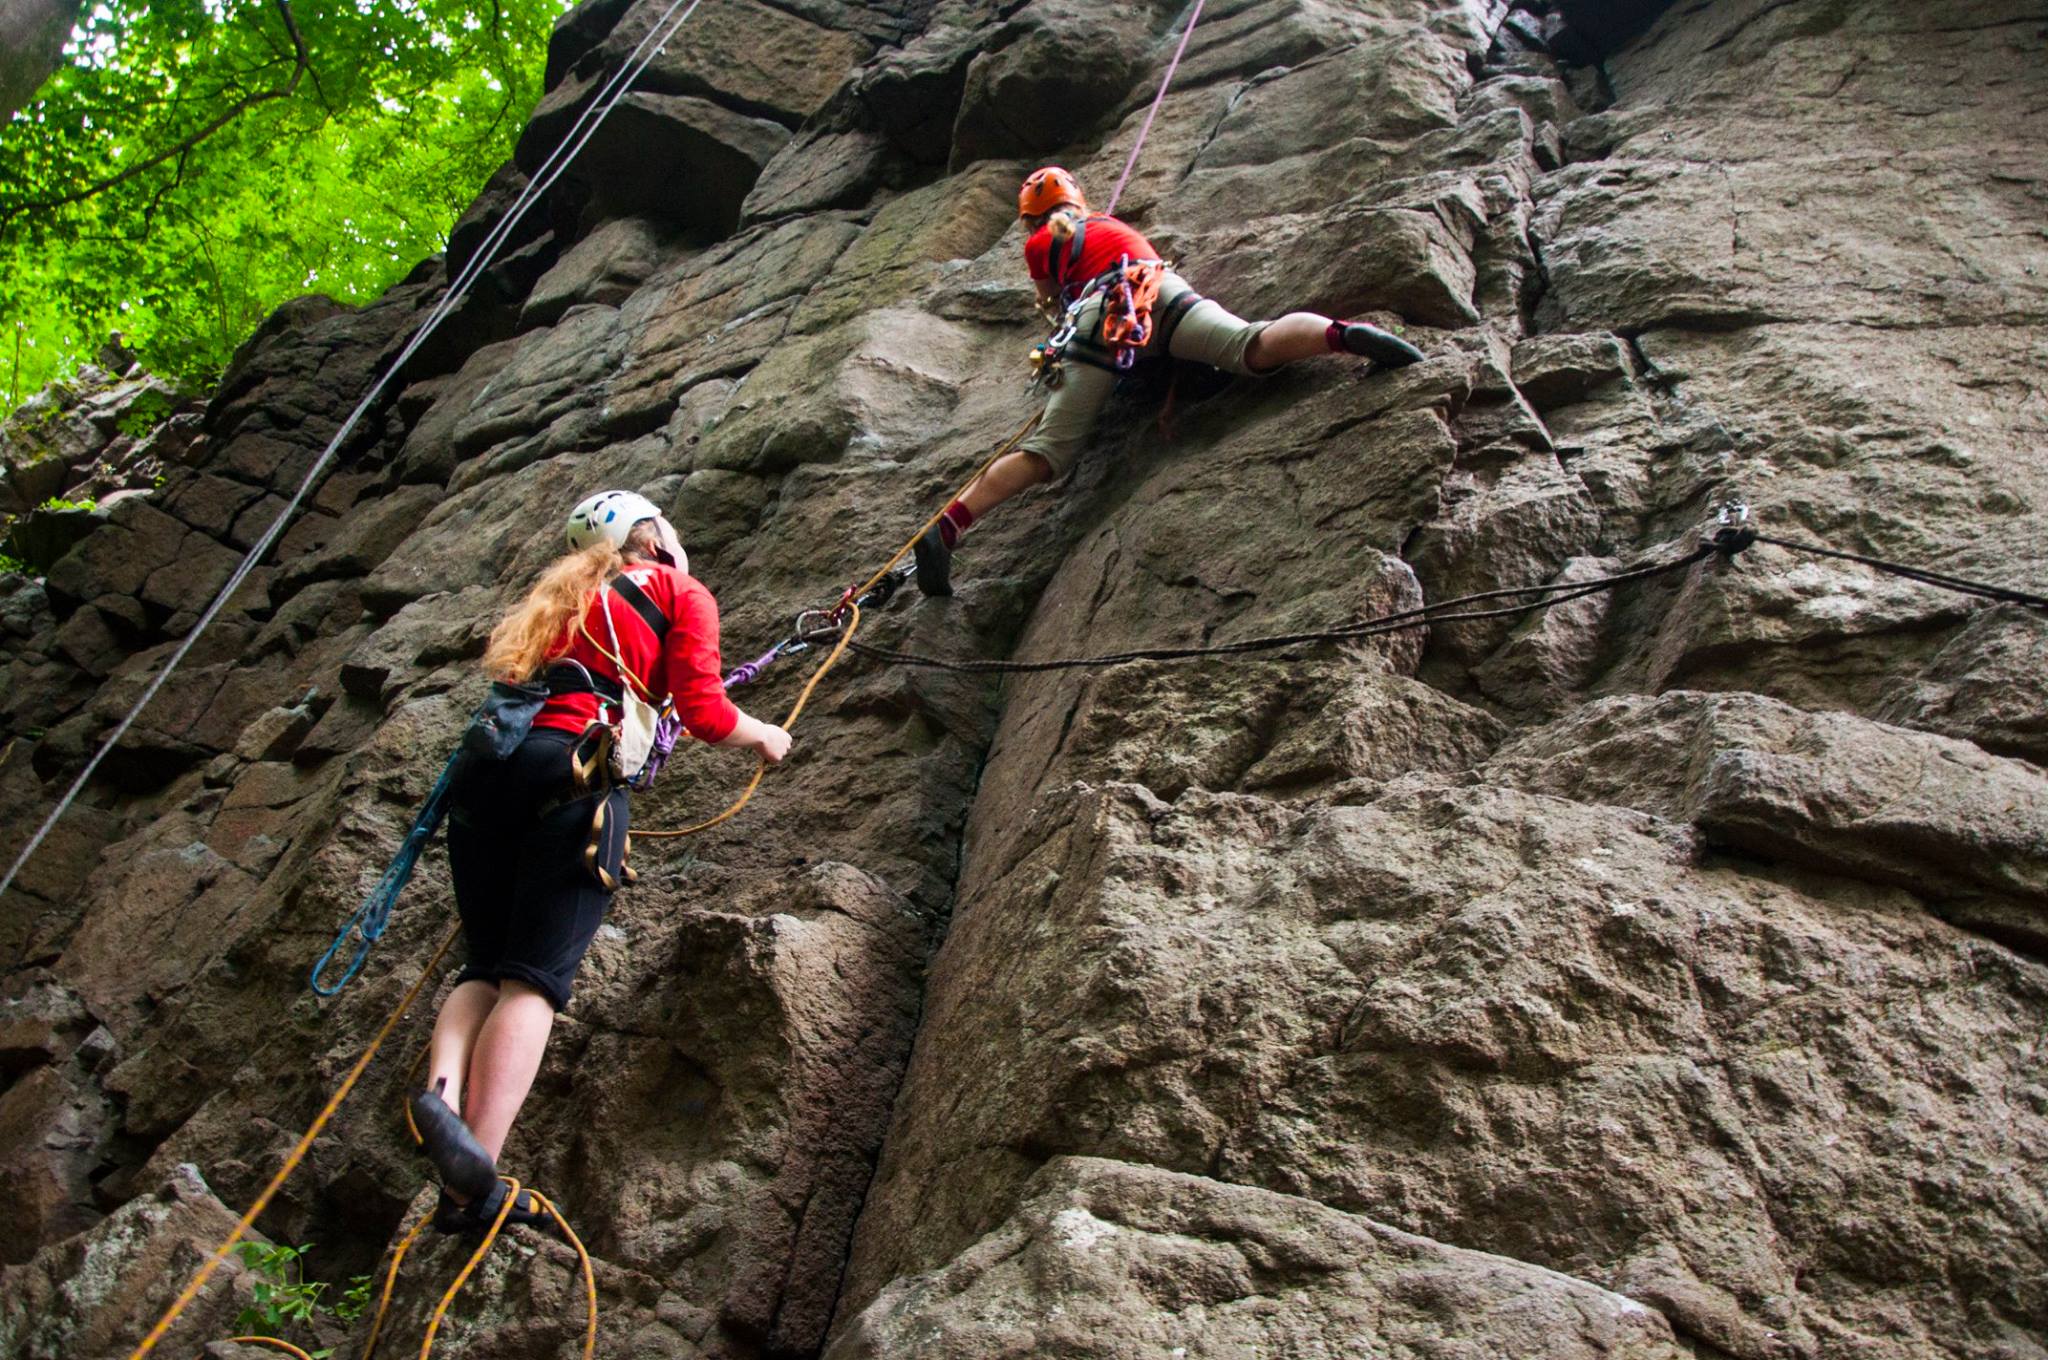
[0,0,309,227]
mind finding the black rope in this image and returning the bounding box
[840,543,1721,675]
[762,518,2042,686]
[1754,534,2048,612]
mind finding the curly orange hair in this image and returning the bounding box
[482,520,659,681]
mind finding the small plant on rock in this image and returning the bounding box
[116,390,177,439]
[233,1241,328,1339]
[231,1241,374,1357]
[332,1273,375,1325]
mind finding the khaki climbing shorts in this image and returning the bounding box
[1018,270,1270,478]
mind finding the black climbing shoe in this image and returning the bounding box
[913,522,953,597]
[430,1185,566,1241]
[409,1088,499,1202]
[1337,322,1425,369]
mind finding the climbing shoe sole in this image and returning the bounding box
[1339,322,1426,368]
[913,523,953,597]
[409,1091,500,1201]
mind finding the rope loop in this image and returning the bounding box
[361,1181,597,1360]
[309,749,464,997]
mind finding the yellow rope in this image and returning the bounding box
[400,1042,432,1147]
[417,1178,520,1359]
[230,1338,317,1360]
[636,410,1043,841]
[360,1212,431,1360]
[633,595,861,839]
[534,1190,599,1360]
[851,409,1044,602]
[125,923,460,1360]
[359,1183,595,1360]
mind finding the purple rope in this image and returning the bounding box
[724,643,786,689]
[1104,0,1210,216]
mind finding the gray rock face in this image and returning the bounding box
[1486,691,2048,950]
[0,1165,255,1360]
[3,1,2045,1359]
[828,1156,1690,1359]
[573,92,793,236]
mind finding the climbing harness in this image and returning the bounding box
[1031,253,1173,387]
[576,581,671,783]
[1100,257,1166,359]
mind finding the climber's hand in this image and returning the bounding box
[753,723,792,764]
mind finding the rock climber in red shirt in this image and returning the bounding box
[914,166,1427,595]
[408,490,791,1233]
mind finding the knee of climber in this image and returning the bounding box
[1166,297,1270,376]
[1012,440,1070,485]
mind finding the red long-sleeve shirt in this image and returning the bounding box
[1025,214,1160,292]
[531,564,740,744]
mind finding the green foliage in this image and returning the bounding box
[233,1240,326,1337]
[115,386,176,436]
[38,494,97,512]
[0,552,28,576]
[231,1240,374,1350]
[1,0,572,412]
[332,1272,375,1325]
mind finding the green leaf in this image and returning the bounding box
[1,0,573,414]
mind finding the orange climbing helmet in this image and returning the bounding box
[1019,166,1086,219]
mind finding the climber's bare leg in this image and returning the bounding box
[425,979,498,1118]
[960,449,1054,519]
[1244,312,1335,372]
[462,979,556,1162]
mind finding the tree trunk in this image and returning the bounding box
[0,0,85,124]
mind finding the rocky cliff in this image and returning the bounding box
[2,0,2045,1357]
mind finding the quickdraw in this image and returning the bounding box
[1029,254,1170,388]
[1030,308,1082,389]
[1099,258,1165,363]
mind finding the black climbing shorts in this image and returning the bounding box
[445,728,628,1011]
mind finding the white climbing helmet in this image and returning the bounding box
[566,490,663,552]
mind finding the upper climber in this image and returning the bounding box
[912,166,1427,595]
[408,490,792,1235]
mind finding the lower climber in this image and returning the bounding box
[408,490,792,1233]
[914,166,1427,596]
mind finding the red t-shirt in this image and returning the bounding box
[531,563,740,744]
[1024,214,1160,293]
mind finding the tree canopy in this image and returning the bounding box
[0,0,572,410]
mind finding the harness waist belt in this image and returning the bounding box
[543,661,623,705]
